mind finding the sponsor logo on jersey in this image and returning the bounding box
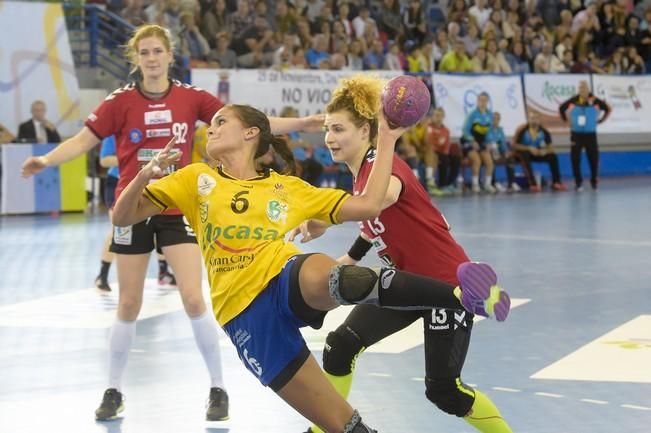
[199,202,209,223]
[144,109,172,125]
[380,269,396,289]
[197,174,217,196]
[371,236,387,252]
[266,200,288,223]
[87,113,97,122]
[203,223,280,246]
[148,103,166,108]
[146,128,171,138]
[129,128,143,144]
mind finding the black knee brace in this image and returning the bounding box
[425,377,475,417]
[322,326,365,376]
[329,265,381,305]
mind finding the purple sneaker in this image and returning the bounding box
[457,262,511,322]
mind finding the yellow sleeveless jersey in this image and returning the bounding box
[145,163,349,325]
[191,124,208,164]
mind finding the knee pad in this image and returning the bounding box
[425,377,475,417]
[343,410,377,433]
[322,326,365,376]
[329,265,381,305]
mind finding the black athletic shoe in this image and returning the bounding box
[206,387,229,421]
[95,388,124,420]
[158,270,177,286]
[95,276,111,291]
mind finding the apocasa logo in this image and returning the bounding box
[202,223,280,248]
[541,82,576,103]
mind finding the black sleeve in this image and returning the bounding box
[49,129,62,143]
[558,96,574,121]
[514,125,526,145]
[542,127,552,145]
[16,122,28,140]
[596,97,612,122]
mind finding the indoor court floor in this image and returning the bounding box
[1,176,650,433]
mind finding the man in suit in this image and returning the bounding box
[17,100,61,143]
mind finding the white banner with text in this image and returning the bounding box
[192,69,402,117]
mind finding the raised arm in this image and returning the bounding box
[21,126,100,177]
[112,138,181,227]
[336,111,406,222]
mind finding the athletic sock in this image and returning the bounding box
[190,311,225,389]
[378,268,462,310]
[108,319,136,390]
[99,260,111,280]
[465,390,513,433]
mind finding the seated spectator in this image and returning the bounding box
[438,40,473,72]
[512,112,567,192]
[305,34,331,68]
[272,33,298,68]
[290,46,309,69]
[179,12,211,64]
[208,32,238,68]
[331,20,350,52]
[560,49,574,71]
[425,107,454,195]
[555,33,574,59]
[352,6,375,40]
[502,10,522,40]
[487,112,519,193]
[335,2,353,38]
[233,16,276,68]
[384,42,405,70]
[472,47,496,72]
[296,17,313,49]
[461,92,494,193]
[460,23,481,58]
[121,0,148,27]
[448,0,470,33]
[347,39,365,70]
[401,114,432,188]
[376,0,403,42]
[534,41,564,73]
[486,38,512,73]
[17,100,61,144]
[201,0,229,49]
[363,40,385,70]
[431,29,451,67]
[506,41,531,74]
[469,0,492,29]
[227,0,254,41]
[403,0,427,44]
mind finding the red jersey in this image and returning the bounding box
[354,149,469,285]
[85,79,223,213]
[426,123,451,154]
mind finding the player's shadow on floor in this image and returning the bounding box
[205,428,230,433]
[96,418,123,433]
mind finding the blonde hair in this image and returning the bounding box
[125,24,174,72]
[326,74,385,144]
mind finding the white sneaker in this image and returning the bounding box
[494,183,506,193]
[471,184,481,193]
[510,182,521,192]
[483,183,496,194]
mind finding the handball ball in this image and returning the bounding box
[382,75,431,128]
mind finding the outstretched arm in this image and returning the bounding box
[21,127,99,177]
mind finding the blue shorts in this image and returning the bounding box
[223,256,310,389]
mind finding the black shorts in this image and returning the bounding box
[103,175,118,208]
[110,214,197,254]
[339,304,474,380]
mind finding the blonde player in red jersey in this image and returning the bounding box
[110,75,510,433]
[293,79,513,433]
[21,24,323,421]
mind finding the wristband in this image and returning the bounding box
[347,235,373,261]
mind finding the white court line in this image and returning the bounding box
[368,373,391,378]
[621,404,651,411]
[580,399,608,405]
[535,392,564,398]
[492,387,521,393]
[410,377,424,382]
[454,232,651,248]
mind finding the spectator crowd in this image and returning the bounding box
[99,0,651,74]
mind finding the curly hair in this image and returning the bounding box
[326,74,385,144]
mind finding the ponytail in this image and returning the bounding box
[255,131,296,175]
